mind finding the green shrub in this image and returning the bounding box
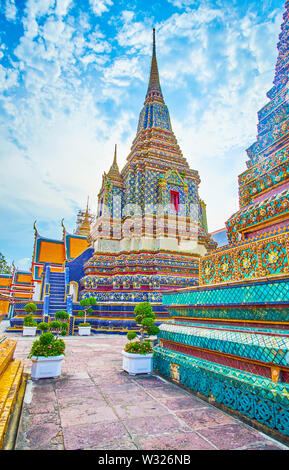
[134,302,155,319]
[49,320,62,330]
[127,331,137,341]
[124,340,153,355]
[147,324,159,336]
[28,332,65,358]
[55,311,69,320]
[23,315,37,327]
[24,302,37,314]
[125,302,159,354]
[79,296,96,325]
[38,322,49,331]
[39,332,54,345]
[79,322,91,327]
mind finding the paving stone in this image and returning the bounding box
[99,382,141,394]
[59,403,118,427]
[159,396,208,411]
[146,384,190,398]
[23,422,63,450]
[114,401,169,420]
[85,439,138,450]
[138,431,217,450]
[198,423,270,450]
[62,421,130,450]
[176,407,237,430]
[124,413,189,437]
[238,442,286,450]
[105,390,151,406]
[55,385,102,401]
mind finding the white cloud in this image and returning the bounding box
[0,65,18,91]
[167,0,199,7]
[102,56,144,88]
[5,0,17,21]
[55,0,73,17]
[89,0,113,16]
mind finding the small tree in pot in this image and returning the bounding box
[38,313,69,338]
[24,302,37,315]
[23,302,38,336]
[78,297,96,335]
[28,332,66,380]
[122,302,159,375]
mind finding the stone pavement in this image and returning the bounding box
[5,333,288,450]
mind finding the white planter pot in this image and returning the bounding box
[31,355,64,380]
[23,326,37,336]
[122,351,153,375]
[78,326,91,336]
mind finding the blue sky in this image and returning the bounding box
[0,0,285,270]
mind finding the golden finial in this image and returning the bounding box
[61,218,66,237]
[146,28,163,102]
[33,220,38,236]
[107,144,122,182]
[113,144,117,165]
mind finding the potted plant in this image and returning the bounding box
[122,301,159,375]
[23,303,38,336]
[78,297,96,335]
[28,331,66,380]
[55,310,69,322]
[38,315,69,337]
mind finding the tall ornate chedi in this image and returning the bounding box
[7,31,215,336]
[80,29,216,306]
[227,3,289,244]
[154,1,289,441]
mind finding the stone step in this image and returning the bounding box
[158,322,289,368]
[0,337,16,377]
[0,342,24,449]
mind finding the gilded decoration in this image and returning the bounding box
[236,247,258,279]
[260,238,289,276]
[200,232,289,286]
[201,258,216,284]
[217,254,235,282]
[170,362,180,382]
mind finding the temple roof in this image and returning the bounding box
[75,198,92,237]
[107,144,122,183]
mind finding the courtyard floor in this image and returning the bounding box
[4,327,288,451]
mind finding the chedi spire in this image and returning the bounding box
[145,28,164,104]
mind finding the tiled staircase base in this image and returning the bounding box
[0,336,24,449]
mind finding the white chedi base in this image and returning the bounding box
[122,351,153,375]
[30,355,64,380]
[78,326,91,336]
[23,326,37,336]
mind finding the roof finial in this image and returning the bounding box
[145,27,163,103]
[113,144,117,165]
[107,144,122,183]
[33,220,38,236]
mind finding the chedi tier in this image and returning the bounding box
[154,1,289,441]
